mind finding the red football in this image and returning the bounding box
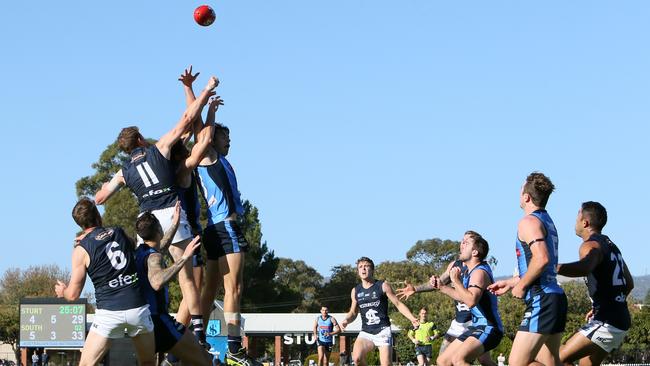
[194,5,216,26]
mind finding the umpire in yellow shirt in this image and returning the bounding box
[407,308,440,366]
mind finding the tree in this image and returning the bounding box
[0,265,69,362]
[274,258,323,312]
[317,265,358,312]
[76,140,142,236]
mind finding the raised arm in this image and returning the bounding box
[146,236,201,291]
[384,281,419,328]
[55,246,88,301]
[511,215,549,298]
[178,65,204,141]
[557,241,602,277]
[178,96,224,176]
[340,288,359,330]
[95,170,125,205]
[156,76,219,158]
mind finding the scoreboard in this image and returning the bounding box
[20,298,87,348]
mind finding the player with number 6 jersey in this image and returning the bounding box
[557,202,634,366]
[55,198,156,366]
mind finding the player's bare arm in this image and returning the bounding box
[147,237,200,291]
[178,65,204,140]
[340,288,359,330]
[329,317,341,335]
[397,261,454,299]
[487,276,519,296]
[178,96,224,176]
[54,246,88,301]
[442,266,488,308]
[159,201,181,250]
[95,169,125,205]
[557,241,602,277]
[384,281,419,328]
[511,215,549,298]
[157,76,218,158]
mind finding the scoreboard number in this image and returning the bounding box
[20,298,87,348]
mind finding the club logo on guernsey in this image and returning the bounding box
[365,309,380,325]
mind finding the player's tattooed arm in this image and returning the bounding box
[147,237,200,291]
[160,201,181,251]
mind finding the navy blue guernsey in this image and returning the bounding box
[78,227,145,311]
[451,260,472,323]
[134,245,169,315]
[122,145,178,212]
[463,262,503,331]
[515,210,564,300]
[586,234,631,330]
[355,280,391,334]
[197,156,244,226]
[179,171,202,233]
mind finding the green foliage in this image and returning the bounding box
[496,293,525,340]
[275,258,323,312]
[0,265,69,361]
[317,265,358,312]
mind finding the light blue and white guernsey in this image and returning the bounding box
[515,209,564,300]
[463,262,503,331]
[317,315,334,343]
[197,156,244,225]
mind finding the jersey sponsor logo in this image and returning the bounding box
[365,309,380,325]
[615,293,626,303]
[516,248,521,257]
[108,272,139,288]
[141,187,172,199]
[359,300,381,309]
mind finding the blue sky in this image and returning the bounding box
[1,2,649,287]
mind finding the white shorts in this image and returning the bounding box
[137,205,192,245]
[446,320,471,338]
[91,305,154,339]
[357,327,392,347]
[578,320,628,353]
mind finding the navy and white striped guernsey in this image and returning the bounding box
[586,234,631,330]
[462,262,503,331]
[452,260,472,323]
[197,156,244,225]
[355,280,391,334]
[122,145,178,212]
[134,245,169,315]
[515,209,564,300]
[78,227,145,311]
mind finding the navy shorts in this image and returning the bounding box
[415,345,433,358]
[317,340,333,352]
[203,221,249,260]
[457,326,503,353]
[152,313,185,353]
[519,292,567,334]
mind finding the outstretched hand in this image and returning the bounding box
[396,283,416,300]
[208,96,225,111]
[487,280,513,296]
[182,235,201,259]
[179,65,200,87]
[55,280,67,298]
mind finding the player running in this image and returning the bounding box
[313,306,341,366]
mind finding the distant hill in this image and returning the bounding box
[495,275,650,303]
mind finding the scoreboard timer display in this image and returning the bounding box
[20,298,87,348]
